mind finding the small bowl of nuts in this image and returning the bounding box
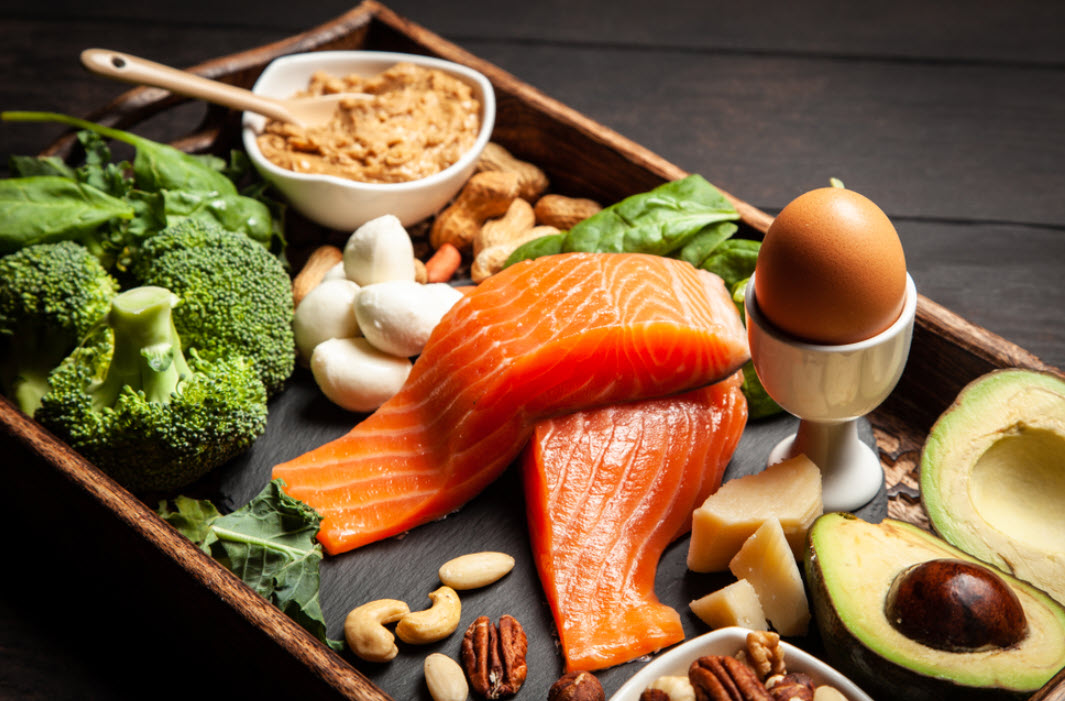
[242,50,495,231]
[609,627,873,701]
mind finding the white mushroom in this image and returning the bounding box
[321,261,348,282]
[292,278,361,361]
[343,214,417,285]
[355,281,464,357]
[310,337,412,412]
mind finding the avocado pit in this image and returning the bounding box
[885,558,1028,652]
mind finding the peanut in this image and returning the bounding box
[534,194,603,230]
[292,245,344,307]
[430,171,521,251]
[474,198,535,257]
[439,551,516,590]
[471,225,559,283]
[476,141,549,202]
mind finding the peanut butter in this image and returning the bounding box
[257,62,481,184]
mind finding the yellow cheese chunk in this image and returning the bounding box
[729,517,810,636]
[687,454,823,572]
[689,579,768,631]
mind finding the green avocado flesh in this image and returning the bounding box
[805,513,1065,701]
[921,369,1065,606]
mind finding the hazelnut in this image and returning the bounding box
[548,670,605,701]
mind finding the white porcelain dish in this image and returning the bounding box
[609,627,873,701]
[242,50,495,231]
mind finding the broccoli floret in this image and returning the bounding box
[0,241,118,415]
[36,286,268,492]
[127,219,294,396]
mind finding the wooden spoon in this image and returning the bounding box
[80,48,367,128]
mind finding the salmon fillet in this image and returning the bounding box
[523,372,748,671]
[273,252,748,555]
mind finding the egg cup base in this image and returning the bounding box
[768,418,883,511]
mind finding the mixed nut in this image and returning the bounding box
[635,632,849,701]
[343,550,526,700]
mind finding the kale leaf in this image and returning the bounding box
[157,480,343,651]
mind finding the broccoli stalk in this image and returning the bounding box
[36,285,269,493]
[89,286,190,409]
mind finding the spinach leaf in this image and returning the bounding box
[729,278,781,419]
[157,480,343,651]
[0,176,134,254]
[504,174,740,267]
[676,221,738,268]
[700,238,761,290]
[504,232,565,267]
[564,174,738,255]
[8,154,77,179]
[163,189,279,250]
[4,111,237,196]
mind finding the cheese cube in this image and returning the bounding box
[729,517,810,636]
[687,454,822,572]
[689,579,768,631]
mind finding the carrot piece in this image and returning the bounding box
[424,242,462,283]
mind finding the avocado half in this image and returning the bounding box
[921,369,1065,606]
[805,513,1065,700]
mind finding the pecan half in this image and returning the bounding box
[460,614,528,699]
[689,655,772,701]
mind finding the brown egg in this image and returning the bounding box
[754,187,907,344]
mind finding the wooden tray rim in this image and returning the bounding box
[5,2,1062,698]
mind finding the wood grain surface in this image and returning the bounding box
[1,2,1063,700]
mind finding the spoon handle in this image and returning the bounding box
[80,48,298,124]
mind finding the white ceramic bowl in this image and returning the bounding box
[242,50,495,231]
[609,627,873,701]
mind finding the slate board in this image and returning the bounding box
[199,366,886,700]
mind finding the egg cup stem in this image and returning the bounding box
[768,418,883,511]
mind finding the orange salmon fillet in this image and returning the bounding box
[273,252,749,555]
[523,372,747,671]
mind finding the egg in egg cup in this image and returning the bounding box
[744,272,917,511]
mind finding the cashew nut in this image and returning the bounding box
[344,598,410,662]
[395,586,462,645]
[646,675,696,701]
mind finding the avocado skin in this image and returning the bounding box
[805,513,1065,701]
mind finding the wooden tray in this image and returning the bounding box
[4,2,1062,699]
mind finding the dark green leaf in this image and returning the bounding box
[676,221,738,268]
[198,480,342,651]
[3,111,236,196]
[504,232,565,267]
[700,238,761,291]
[156,495,222,544]
[162,190,281,252]
[0,176,134,254]
[563,175,739,256]
[8,154,76,179]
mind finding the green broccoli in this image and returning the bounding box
[127,218,295,396]
[0,241,118,415]
[36,286,268,492]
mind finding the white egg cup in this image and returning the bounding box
[744,273,917,512]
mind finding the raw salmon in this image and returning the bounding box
[523,372,747,671]
[273,253,748,555]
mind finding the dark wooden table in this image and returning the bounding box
[2,1,1063,699]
